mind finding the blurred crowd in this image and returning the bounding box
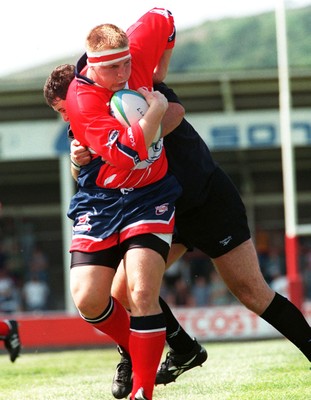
[0,239,50,313]
[1,227,311,313]
[159,231,311,307]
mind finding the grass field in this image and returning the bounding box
[0,339,309,400]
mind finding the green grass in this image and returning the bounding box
[0,339,309,400]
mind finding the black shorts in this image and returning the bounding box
[175,166,251,258]
[70,233,170,269]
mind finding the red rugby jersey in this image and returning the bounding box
[66,8,175,189]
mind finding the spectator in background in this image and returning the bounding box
[162,257,195,307]
[163,257,190,291]
[265,247,285,284]
[300,243,311,300]
[269,267,288,298]
[0,241,7,269]
[22,273,50,312]
[192,275,210,307]
[208,270,233,306]
[255,229,270,281]
[185,249,212,285]
[0,267,20,313]
[2,240,24,284]
[171,277,195,307]
[27,245,49,282]
[159,279,174,307]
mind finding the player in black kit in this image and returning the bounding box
[154,81,311,373]
[75,81,311,383]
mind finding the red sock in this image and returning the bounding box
[92,297,130,352]
[0,320,9,338]
[130,329,166,399]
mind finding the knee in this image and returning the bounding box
[231,283,275,314]
[129,288,160,316]
[72,287,108,318]
[232,285,257,308]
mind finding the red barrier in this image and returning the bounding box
[1,302,310,350]
[1,313,114,349]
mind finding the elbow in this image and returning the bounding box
[177,104,186,120]
[172,103,185,125]
[153,71,166,85]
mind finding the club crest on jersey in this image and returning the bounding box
[155,203,169,215]
[74,212,92,233]
[107,130,119,148]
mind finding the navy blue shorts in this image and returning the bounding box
[175,166,251,258]
[67,173,182,253]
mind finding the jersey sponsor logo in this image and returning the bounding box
[107,130,119,148]
[127,127,136,147]
[219,236,232,246]
[155,203,169,215]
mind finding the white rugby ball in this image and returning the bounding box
[110,89,161,144]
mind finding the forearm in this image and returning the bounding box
[71,165,80,181]
[153,49,173,84]
[138,88,168,148]
[139,106,166,148]
[69,139,91,181]
[161,102,185,137]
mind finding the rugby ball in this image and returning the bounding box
[110,89,161,144]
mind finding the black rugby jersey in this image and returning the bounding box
[155,83,217,213]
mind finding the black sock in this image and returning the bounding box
[159,297,195,354]
[261,292,311,361]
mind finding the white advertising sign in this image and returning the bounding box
[1,109,311,160]
[171,302,311,341]
[187,109,311,150]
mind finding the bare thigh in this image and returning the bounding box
[213,238,275,314]
[111,243,187,309]
[166,243,187,268]
[111,261,127,307]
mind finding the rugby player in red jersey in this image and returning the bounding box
[46,8,184,400]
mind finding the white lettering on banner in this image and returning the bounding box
[187,110,311,150]
[209,122,311,149]
[90,302,311,343]
[1,110,311,160]
[172,303,311,341]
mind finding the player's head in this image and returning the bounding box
[85,24,131,92]
[43,64,75,122]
